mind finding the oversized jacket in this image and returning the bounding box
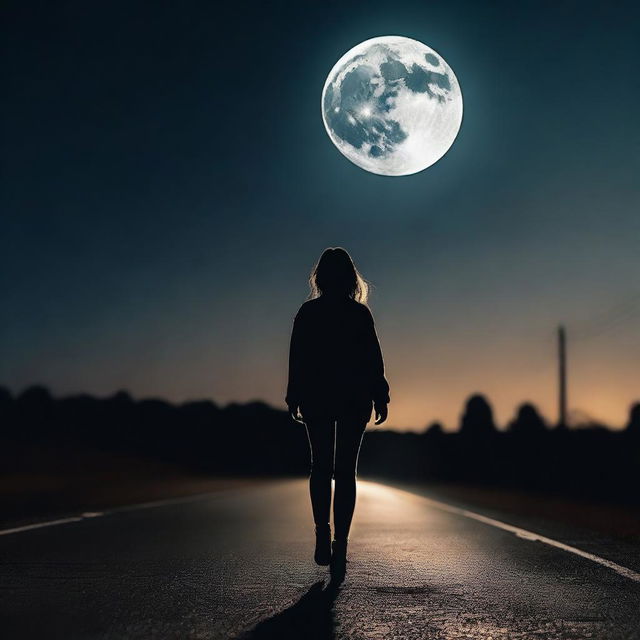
[285,296,390,412]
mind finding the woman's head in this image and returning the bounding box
[309,247,369,304]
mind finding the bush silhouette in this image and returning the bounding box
[508,402,547,436]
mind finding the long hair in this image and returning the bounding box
[308,247,369,304]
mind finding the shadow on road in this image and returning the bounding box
[239,579,340,639]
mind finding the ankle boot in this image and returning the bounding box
[314,524,331,566]
[330,538,348,581]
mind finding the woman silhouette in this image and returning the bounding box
[286,247,390,579]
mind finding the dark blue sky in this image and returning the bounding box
[2,0,639,429]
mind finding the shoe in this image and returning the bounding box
[314,524,331,566]
[330,539,348,582]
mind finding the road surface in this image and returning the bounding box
[1,479,639,639]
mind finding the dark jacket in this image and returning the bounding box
[286,296,390,411]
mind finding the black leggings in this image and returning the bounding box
[304,413,368,542]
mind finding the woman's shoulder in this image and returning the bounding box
[295,298,320,317]
[296,297,372,318]
[350,299,373,315]
[343,300,375,325]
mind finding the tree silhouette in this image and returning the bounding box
[508,402,547,436]
[16,385,53,443]
[1,385,639,504]
[459,394,496,438]
[626,402,640,436]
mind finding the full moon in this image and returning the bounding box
[322,36,463,176]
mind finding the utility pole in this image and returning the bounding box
[558,325,567,429]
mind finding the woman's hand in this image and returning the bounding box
[288,404,304,424]
[374,403,388,425]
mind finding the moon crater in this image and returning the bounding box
[322,36,463,176]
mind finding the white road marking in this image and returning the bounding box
[0,489,238,537]
[0,516,84,536]
[390,485,640,583]
[0,480,638,584]
[111,492,218,512]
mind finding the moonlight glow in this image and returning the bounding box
[322,36,463,176]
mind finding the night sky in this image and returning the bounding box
[2,1,639,430]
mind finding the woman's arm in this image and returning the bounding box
[363,307,390,411]
[285,309,305,420]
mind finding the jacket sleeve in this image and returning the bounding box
[285,310,304,407]
[363,307,390,405]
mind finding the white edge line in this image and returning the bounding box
[0,516,84,536]
[0,493,221,537]
[393,486,640,583]
[2,480,639,584]
[0,486,250,537]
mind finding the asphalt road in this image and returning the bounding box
[2,479,639,639]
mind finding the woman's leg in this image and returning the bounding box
[304,417,335,528]
[333,417,367,542]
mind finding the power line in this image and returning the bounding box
[571,292,640,342]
